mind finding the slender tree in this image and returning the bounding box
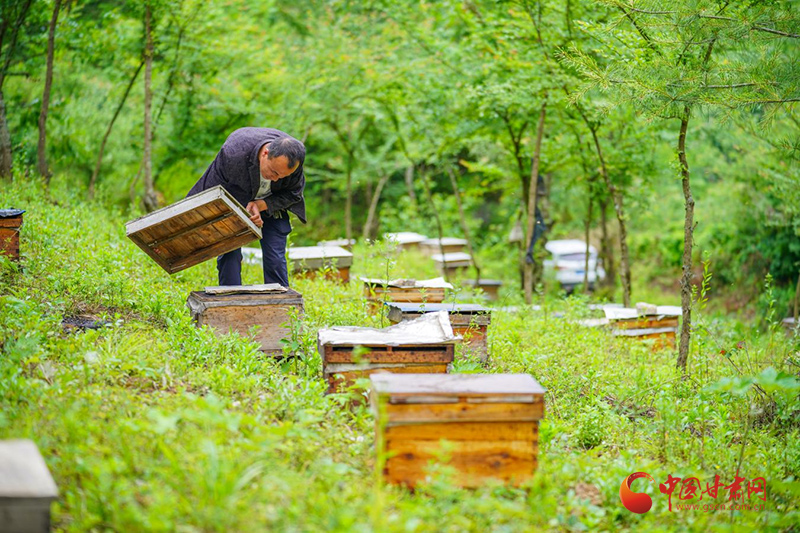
[37,0,63,182]
[142,1,158,211]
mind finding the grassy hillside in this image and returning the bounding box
[1,180,798,532]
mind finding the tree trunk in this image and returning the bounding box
[794,271,799,321]
[0,89,11,179]
[0,0,34,180]
[37,0,62,182]
[677,107,694,371]
[420,169,448,281]
[583,188,593,293]
[446,166,481,283]
[89,61,144,198]
[404,165,416,204]
[345,150,353,242]
[142,3,158,212]
[363,173,389,240]
[599,197,616,291]
[523,100,547,304]
[589,126,631,307]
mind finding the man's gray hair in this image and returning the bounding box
[268,137,305,168]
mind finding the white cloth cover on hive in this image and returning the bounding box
[318,310,461,346]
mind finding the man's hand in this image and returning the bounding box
[245,200,266,228]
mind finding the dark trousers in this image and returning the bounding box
[217,211,292,287]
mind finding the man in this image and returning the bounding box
[187,127,306,287]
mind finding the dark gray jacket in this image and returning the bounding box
[188,127,307,223]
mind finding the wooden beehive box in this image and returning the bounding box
[605,304,680,351]
[420,237,468,257]
[386,303,492,363]
[383,232,428,251]
[371,373,545,488]
[125,185,261,274]
[318,311,459,394]
[0,209,24,261]
[432,252,472,277]
[0,440,58,533]
[362,277,452,307]
[187,284,303,355]
[288,245,353,282]
[463,279,503,301]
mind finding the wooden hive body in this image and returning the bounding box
[0,214,22,261]
[385,303,492,363]
[463,279,503,301]
[420,238,468,257]
[125,186,261,274]
[288,246,353,283]
[187,287,303,355]
[318,312,458,394]
[370,373,545,488]
[0,440,58,533]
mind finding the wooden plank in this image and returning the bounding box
[323,344,454,364]
[384,439,536,488]
[167,228,254,273]
[385,421,538,441]
[149,211,235,248]
[195,304,301,353]
[380,401,544,424]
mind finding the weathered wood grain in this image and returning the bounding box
[385,421,538,441]
[384,439,537,488]
[322,344,455,364]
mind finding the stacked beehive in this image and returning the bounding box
[186,284,304,356]
[288,245,353,282]
[0,209,24,261]
[361,277,453,309]
[604,303,681,350]
[318,311,460,394]
[371,373,545,488]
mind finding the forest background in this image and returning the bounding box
[1,0,799,345]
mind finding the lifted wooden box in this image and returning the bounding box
[187,285,303,355]
[288,245,353,283]
[125,186,261,274]
[318,311,459,394]
[0,439,58,533]
[385,302,492,363]
[370,373,545,488]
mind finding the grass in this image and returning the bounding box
[1,178,799,532]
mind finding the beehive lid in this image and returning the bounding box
[288,246,353,269]
[0,209,25,218]
[464,279,503,287]
[187,287,303,313]
[317,238,356,248]
[385,302,489,315]
[0,440,58,501]
[371,373,545,403]
[383,232,428,245]
[125,186,261,274]
[431,252,472,266]
[360,277,454,289]
[420,237,468,246]
[604,305,681,320]
[318,310,460,346]
[203,283,287,295]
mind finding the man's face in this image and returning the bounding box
[260,147,298,182]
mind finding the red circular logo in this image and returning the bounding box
[620,472,655,514]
